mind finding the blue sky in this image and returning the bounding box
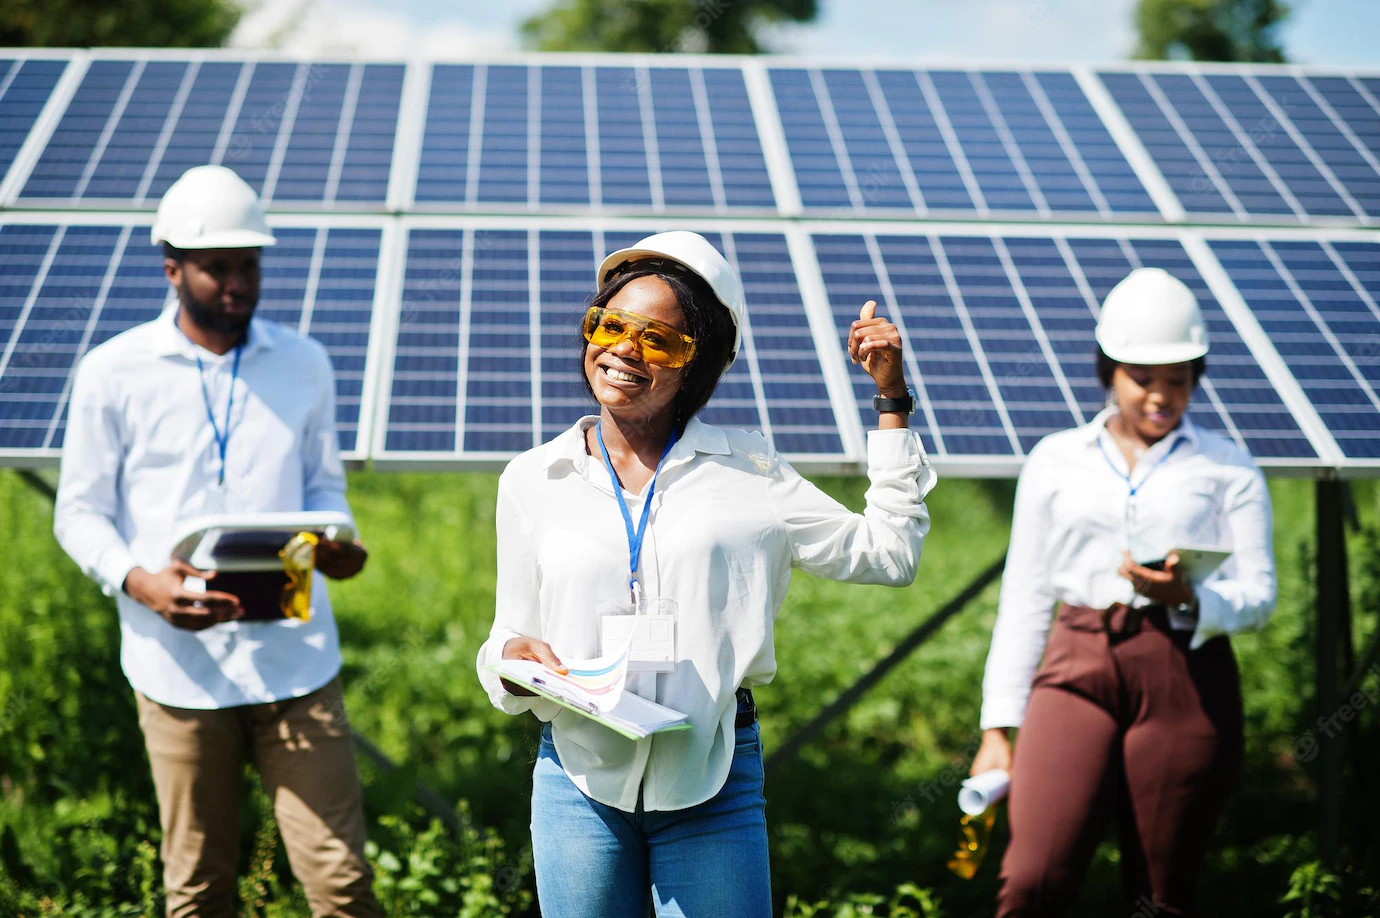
[276,0,1376,65]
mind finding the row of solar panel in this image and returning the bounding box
[2,53,1379,224]
[1,216,1376,470]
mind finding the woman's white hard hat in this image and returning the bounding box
[597,231,745,364]
[1095,267,1209,365]
[151,165,277,250]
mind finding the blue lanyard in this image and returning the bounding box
[596,424,678,601]
[195,345,242,487]
[1096,429,1185,498]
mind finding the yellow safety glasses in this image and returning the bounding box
[278,531,319,621]
[582,306,697,368]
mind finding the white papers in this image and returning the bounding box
[958,769,1010,816]
[486,639,690,740]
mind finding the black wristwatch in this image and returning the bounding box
[873,386,917,415]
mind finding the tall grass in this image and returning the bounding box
[2,468,1376,916]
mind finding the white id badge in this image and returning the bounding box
[203,482,232,515]
[598,597,677,673]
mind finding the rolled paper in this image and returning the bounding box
[958,768,1010,816]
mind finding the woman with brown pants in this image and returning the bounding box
[969,267,1277,917]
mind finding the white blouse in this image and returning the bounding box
[477,416,936,812]
[979,407,1276,730]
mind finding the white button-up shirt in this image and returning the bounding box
[979,407,1276,730]
[477,416,936,812]
[54,308,353,710]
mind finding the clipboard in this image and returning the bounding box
[170,511,355,621]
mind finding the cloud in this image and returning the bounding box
[229,0,517,59]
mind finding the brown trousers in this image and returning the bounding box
[135,677,381,918]
[996,604,1244,918]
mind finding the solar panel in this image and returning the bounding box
[1099,68,1380,224]
[0,56,70,193]
[811,227,1317,465]
[376,221,844,463]
[16,55,404,207]
[769,67,1160,219]
[0,217,386,461]
[410,63,777,213]
[1208,235,1380,460]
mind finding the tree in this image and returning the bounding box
[521,0,818,55]
[0,0,240,48]
[1135,0,1290,63]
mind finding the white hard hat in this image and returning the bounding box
[1095,267,1208,365]
[151,165,277,250]
[597,231,744,363]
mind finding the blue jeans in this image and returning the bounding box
[531,719,771,917]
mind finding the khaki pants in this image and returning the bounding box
[135,677,382,918]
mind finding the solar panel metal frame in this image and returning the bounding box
[1193,224,1380,474]
[0,49,83,207]
[370,215,864,473]
[397,54,793,218]
[1,48,415,214]
[0,210,396,470]
[1094,60,1380,228]
[799,218,1345,477]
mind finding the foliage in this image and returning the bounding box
[1,468,1378,915]
[521,0,818,54]
[1135,0,1290,62]
[0,0,240,48]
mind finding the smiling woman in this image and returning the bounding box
[475,230,937,918]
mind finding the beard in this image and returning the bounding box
[179,278,257,336]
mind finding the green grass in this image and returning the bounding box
[2,467,1378,916]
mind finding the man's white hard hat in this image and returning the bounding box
[151,165,277,250]
[597,231,745,363]
[1095,267,1209,365]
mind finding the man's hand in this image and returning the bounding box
[1118,551,1195,607]
[500,636,566,697]
[123,561,243,631]
[316,539,368,580]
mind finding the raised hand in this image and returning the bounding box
[848,300,906,397]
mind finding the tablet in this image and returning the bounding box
[170,511,355,572]
[1138,544,1231,584]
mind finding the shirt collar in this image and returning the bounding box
[151,304,276,361]
[544,415,732,474]
[1083,406,1199,452]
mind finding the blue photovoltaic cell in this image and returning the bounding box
[0,58,68,187]
[538,229,596,440]
[19,58,402,205]
[465,229,532,453]
[385,229,463,453]
[1100,69,1380,222]
[412,64,776,211]
[0,222,381,454]
[812,232,1314,459]
[383,227,841,457]
[1210,238,1380,459]
[772,67,1157,218]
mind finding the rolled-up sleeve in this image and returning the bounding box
[476,472,559,718]
[1191,466,1275,649]
[771,427,936,586]
[980,446,1059,730]
[54,358,136,597]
